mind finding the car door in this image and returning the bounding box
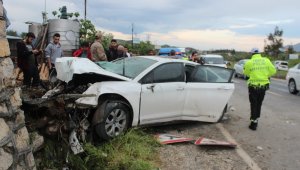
[184,65,234,122]
[296,64,300,89]
[139,62,186,125]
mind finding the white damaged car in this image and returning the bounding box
[52,56,235,140]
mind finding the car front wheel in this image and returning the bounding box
[94,101,131,140]
[288,80,298,94]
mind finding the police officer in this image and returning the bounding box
[243,48,276,130]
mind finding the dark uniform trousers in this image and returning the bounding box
[248,84,268,120]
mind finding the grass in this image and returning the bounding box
[273,70,287,79]
[68,128,161,170]
[36,128,161,170]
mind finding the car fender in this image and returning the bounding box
[76,81,142,126]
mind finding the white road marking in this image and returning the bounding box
[216,123,262,170]
[267,91,282,97]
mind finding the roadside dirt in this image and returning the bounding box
[151,120,251,170]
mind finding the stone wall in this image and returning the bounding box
[0,2,36,170]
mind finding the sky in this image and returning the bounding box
[4,0,300,51]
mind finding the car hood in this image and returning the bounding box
[55,57,131,83]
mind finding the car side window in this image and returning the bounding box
[189,66,234,83]
[185,64,195,81]
[141,63,184,84]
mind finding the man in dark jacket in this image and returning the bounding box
[108,39,125,61]
[16,32,41,87]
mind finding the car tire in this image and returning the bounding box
[288,80,298,94]
[94,101,131,140]
[217,104,228,122]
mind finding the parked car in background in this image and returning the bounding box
[201,54,227,68]
[286,63,300,94]
[224,60,231,67]
[53,56,235,139]
[273,60,288,71]
[234,59,249,79]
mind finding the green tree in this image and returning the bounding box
[101,32,114,49]
[287,45,295,54]
[74,12,80,18]
[79,18,114,49]
[79,19,97,43]
[20,32,27,39]
[128,41,155,55]
[264,26,283,58]
[7,29,18,36]
[52,11,57,17]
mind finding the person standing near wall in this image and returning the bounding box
[16,32,41,87]
[45,33,63,70]
[243,48,276,130]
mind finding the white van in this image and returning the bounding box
[201,54,226,68]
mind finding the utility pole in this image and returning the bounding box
[84,0,87,20]
[42,0,47,24]
[131,23,134,49]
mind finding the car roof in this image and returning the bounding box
[138,56,196,64]
[202,54,223,58]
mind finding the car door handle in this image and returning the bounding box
[146,84,155,92]
[218,86,231,90]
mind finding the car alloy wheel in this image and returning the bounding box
[105,108,127,137]
[288,80,298,94]
[94,101,130,140]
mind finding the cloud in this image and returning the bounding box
[229,24,258,29]
[265,19,294,25]
[4,0,300,51]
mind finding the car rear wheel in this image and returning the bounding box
[94,101,130,140]
[288,80,298,94]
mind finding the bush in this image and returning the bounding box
[288,59,300,68]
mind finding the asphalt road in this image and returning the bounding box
[223,77,300,170]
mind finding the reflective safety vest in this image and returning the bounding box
[243,54,276,86]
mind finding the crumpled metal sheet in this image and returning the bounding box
[55,57,129,83]
[69,130,84,155]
